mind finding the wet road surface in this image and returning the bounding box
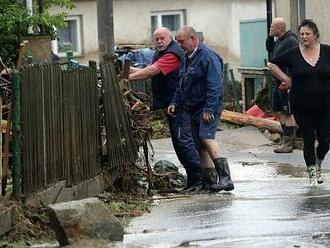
[124,127,330,248]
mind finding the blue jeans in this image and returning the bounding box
[167,108,200,170]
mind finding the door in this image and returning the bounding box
[240,19,268,68]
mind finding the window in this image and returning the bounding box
[56,16,82,56]
[151,10,185,35]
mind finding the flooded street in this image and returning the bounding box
[124,127,330,248]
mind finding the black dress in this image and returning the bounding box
[270,44,330,114]
[270,44,330,165]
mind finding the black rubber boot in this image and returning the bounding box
[273,136,293,153]
[183,167,203,193]
[211,157,234,192]
[202,168,218,192]
[182,169,194,190]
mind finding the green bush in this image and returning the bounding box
[0,0,74,67]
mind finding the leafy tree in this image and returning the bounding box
[0,0,74,67]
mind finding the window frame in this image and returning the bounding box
[150,10,185,35]
[55,15,83,57]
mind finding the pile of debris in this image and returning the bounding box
[1,200,53,246]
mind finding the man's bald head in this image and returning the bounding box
[270,17,287,37]
[153,27,172,51]
[177,26,198,40]
[176,26,199,54]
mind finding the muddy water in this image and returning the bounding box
[125,163,330,247]
[124,127,330,248]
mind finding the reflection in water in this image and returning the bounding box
[125,179,330,248]
[296,187,330,247]
[300,188,330,213]
[275,164,306,177]
[177,194,234,216]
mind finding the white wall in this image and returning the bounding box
[51,1,99,61]
[273,0,291,27]
[305,0,330,44]
[52,0,267,64]
[229,0,267,58]
[114,0,266,65]
[275,0,330,44]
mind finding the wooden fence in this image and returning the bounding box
[100,62,138,175]
[4,60,141,196]
[20,63,100,194]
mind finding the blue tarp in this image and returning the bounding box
[118,48,155,68]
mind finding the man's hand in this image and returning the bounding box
[167,105,176,117]
[203,111,214,123]
[278,81,290,92]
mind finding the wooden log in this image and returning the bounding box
[220,110,282,133]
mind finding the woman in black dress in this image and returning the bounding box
[268,19,329,186]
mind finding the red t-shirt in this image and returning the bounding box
[153,53,180,76]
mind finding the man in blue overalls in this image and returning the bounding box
[168,26,234,192]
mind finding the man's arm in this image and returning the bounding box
[267,62,292,86]
[129,66,141,74]
[129,53,180,81]
[167,85,182,117]
[129,64,161,80]
[266,36,275,53]
[204,55,223,115]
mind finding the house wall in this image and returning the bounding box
[305,0,330,44]
[275,0,330,44]
[113,0,266,65]
[51,1,99,61]
[52,0,267,66]
[228,0,267,62]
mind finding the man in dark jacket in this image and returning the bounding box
[266,17,298,153]
[129,27,202,190]
[168,26,234,192]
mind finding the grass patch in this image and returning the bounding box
[104,194,151,228]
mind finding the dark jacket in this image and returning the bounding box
[267,30,298,57]
[266,30,298,78]
[151,40,185,110]
[172,43,223,114]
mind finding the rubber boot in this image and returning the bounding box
[202,168,218,193]
[183,167,203,193]
[210,157,234,192]
[274,136,293,153]
[307,165,318,186]
[316,158,325,184]
[182,169,194,190]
